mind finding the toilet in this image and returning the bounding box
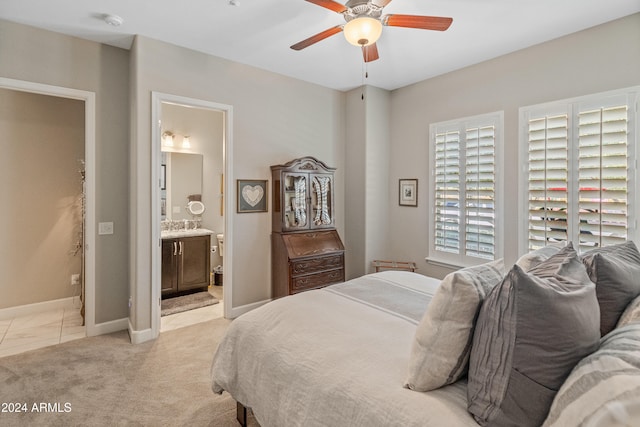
[216,234,224,257]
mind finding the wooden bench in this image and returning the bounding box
[371,260,417,273]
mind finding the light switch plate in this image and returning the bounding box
[98,222,114,235]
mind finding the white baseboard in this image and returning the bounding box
[227,298,272,319]
[87,317,128,337]
[128,321,155,344]
[0,297,79,321]
[0,298,128,339]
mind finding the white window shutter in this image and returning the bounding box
[465,125,496,259]
[434,130,461,254]
[431,112,502,266]
[522,87,637,254]
[527,114,569,250]
[577,105,629,250]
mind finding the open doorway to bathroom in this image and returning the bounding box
[151,93,232,334]
[0,78,96,357]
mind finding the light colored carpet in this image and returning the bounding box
[161,291,219,316]
[0,317,258,426]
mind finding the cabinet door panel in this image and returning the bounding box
[179,235,211,291]
[282,173,309,231]
[161,239,178,295]
[310,173,334,229]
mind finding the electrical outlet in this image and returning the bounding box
[71,274,80,286]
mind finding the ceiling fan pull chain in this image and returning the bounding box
[361,58,365,99]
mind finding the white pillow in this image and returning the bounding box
[542,323,640,427]
[516,243,563,271]
[617,294,640,328]
[404,259,505,392]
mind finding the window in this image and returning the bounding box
[521,87,638,254]
[428,112,504,267]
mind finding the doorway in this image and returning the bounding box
[150,92,233,336]
[0,78,96,351]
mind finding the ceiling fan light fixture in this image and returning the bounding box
[343,17,382,47]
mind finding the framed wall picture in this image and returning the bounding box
[399,179,418,207]
[237,179,268,213]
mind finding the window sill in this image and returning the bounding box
[424,257,464,270]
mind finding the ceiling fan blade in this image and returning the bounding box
[372,0,394,7]
[362,43,379,63]
[305,0,348,13]
[382,14,453,31]
[290,25,343,50]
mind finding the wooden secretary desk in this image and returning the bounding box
[270,157,345,298]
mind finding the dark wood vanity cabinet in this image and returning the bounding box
[161,234,211,297]
[271,157,345,298]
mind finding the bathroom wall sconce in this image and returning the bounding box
[162,131,192,149]
[162,131,175,147]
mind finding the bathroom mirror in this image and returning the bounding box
[161,152,203,221]
[186,200,205,215]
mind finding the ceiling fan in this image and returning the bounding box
[290,0,453,63]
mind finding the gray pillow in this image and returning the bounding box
[467,243,600,427]
[404,259,505,391]
[581,241,640,336]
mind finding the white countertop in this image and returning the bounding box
[161,228,215,240]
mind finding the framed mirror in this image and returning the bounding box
[161,152,203,220]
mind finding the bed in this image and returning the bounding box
[210,271,480,427]
[211,243,640,427]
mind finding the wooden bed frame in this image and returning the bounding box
[237,402,247,426]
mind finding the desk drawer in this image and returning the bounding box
[291,269,344,293]
[291,255,343,276]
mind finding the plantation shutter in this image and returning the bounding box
[434,130,461,254]
[465,125,496,259]
[523,89,636,254]
[577,105,629,250]
[527,114,569,250]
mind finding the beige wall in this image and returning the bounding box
[0,19,130,323]
[0,89,84,308]
[344,88,367,278]
[344,86,391,279]
[388,13,640,279]
[129,36,346,332]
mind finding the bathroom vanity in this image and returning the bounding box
[270,157,345,298]
[161,229,213,297]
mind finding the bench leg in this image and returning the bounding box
[236,401,247,427]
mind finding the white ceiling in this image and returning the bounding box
[2,0,639,91]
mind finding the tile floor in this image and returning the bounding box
[0,305,85,358]
[160,286,224,333]
[0,286,225,358]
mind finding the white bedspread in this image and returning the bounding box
[211,271,480,427]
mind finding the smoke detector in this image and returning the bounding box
[104,14,124,27]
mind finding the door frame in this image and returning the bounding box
[150,92,233,337]
[0,77,97,335]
